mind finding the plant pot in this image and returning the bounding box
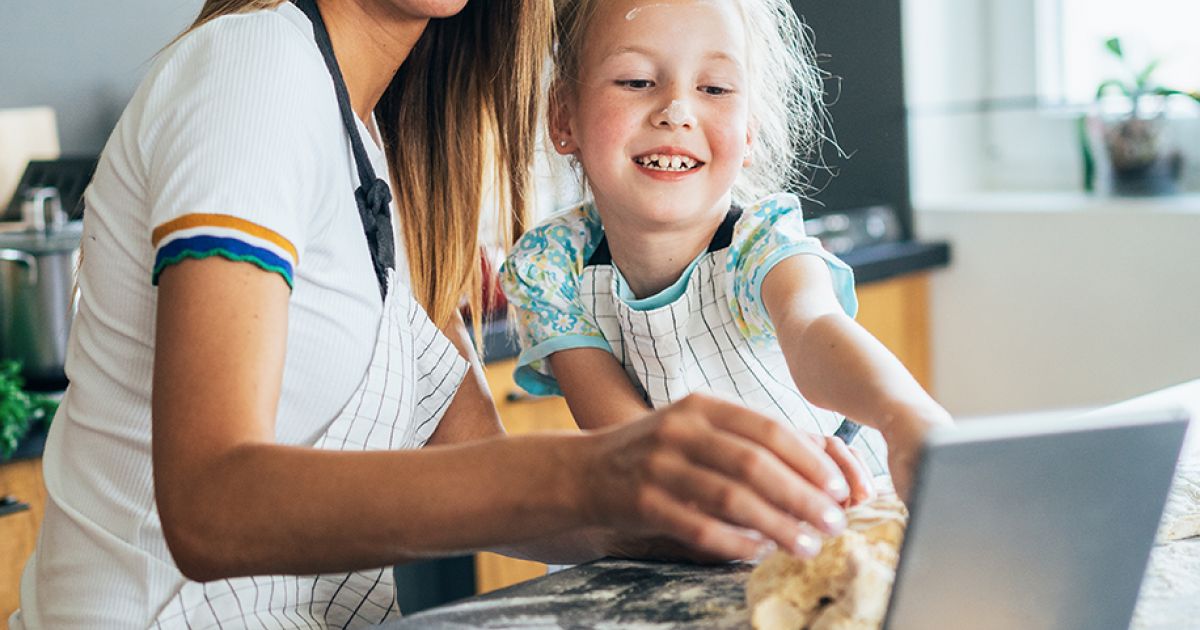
[1084,112,1183,197]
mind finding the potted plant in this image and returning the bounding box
[0,361,58,461]
[1082,37,1200,196]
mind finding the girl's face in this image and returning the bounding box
[555,0,752,228]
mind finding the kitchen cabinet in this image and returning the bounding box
[1,458,45,622]
[855,272,932,392]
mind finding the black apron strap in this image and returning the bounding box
[293,0,395,300]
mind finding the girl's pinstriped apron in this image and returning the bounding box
[152,271,466,628]
[153,0,468,625]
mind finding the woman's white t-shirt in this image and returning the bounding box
[13,4,427,627]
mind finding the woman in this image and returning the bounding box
[13,0,879,627]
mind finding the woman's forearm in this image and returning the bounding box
[158,433,594,581]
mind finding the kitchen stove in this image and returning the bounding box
[804,203,904,254]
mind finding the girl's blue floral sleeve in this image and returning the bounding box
[499,206,611,396]
[726,193,858,345]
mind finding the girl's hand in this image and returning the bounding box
[880,406,954,501]
[809,434,876,507]
[579,393,853,561]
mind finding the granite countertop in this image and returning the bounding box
[377,558,754,629]
[375,539,1200,630]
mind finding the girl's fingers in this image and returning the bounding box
[648,450,828,557]
[849,446,877,487]
[824,437,876,506]
[679,395,849,502]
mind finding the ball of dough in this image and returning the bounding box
[747,494,908,630]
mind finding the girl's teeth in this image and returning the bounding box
[636,154,698,171]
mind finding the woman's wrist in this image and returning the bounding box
[546,432,602,528]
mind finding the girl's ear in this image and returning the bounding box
[549,85,578,155]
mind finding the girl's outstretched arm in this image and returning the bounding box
[760,255,953,499]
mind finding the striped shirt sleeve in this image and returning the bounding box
[151,214,300,289]
[142,11,326,289]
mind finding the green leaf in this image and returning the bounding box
[1078,116,1095,192]
[1105,37,1124,60]
[1135,59,1162,91]
[1096,79,1132,101]
[1152,87,1200,106]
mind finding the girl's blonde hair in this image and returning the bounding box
[552,0,832,206]
[182,0,552,343]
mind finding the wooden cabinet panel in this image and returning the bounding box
[855,273,932,392]
[482,358,577,436]
[1,459,46,624]
[476,358,577,595]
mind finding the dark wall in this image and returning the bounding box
[791,0,913,238]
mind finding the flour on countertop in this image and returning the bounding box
[1131,539,1200,630]
[1158,462,1200,543]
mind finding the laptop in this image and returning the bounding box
[882,407,1190,630]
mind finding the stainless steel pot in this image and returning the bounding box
[0,188,81,389]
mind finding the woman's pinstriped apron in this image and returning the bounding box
[152,0,470,622]
[152,270,467,628]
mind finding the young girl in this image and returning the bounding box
[502,0,951,499]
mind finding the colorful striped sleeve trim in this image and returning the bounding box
[151,214,298,289]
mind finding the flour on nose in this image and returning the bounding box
[664,100,694,126]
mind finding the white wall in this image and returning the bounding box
[902,0,988,201]
[917,195,1200,416]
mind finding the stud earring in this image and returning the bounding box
[559,140,568,148]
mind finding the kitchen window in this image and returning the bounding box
[904,0,1200,202]
[1040,0,1200,107]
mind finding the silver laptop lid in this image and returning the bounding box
[884,408,1190,630]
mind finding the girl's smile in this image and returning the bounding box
[632,145,705,180]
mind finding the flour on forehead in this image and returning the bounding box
[625,0,718,21]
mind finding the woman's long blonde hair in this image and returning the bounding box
[185,0,552,346]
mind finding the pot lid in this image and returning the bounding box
[0,221,83,254]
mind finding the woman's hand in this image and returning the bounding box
[579,393,854,562]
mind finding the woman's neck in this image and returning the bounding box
[318,0,428,124]
[600,205,729,300]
